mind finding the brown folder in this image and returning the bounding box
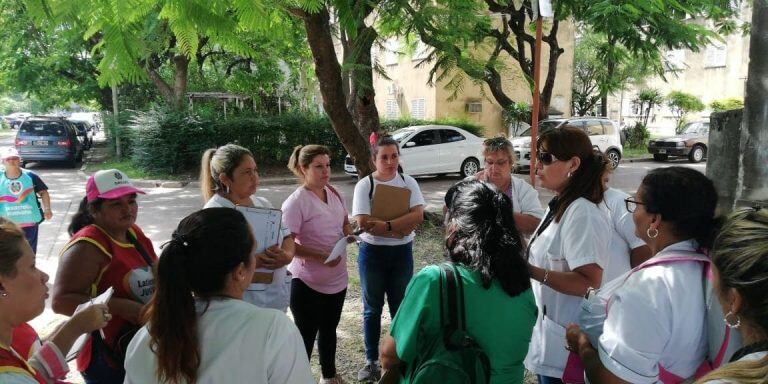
[371,183,411,221]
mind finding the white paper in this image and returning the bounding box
[236,206,283,273]
[66,287,114,361]
[325,235,360,264]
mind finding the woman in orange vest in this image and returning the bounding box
[0,217,110,383]
[52,169,156,383]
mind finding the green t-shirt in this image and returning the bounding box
[390,264,537,384]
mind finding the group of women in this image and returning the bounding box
[0,125,766,384]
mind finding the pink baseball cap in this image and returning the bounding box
[2,147,20,160]
[86,169,145,202]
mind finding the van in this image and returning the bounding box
[15,117,84,167]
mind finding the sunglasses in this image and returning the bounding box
[537,151,559,165]
[483,137,511,149]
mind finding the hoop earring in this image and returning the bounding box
[724,311,741,329]
[646,227,659,238]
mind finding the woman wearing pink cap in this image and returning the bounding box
[51,169,157,383]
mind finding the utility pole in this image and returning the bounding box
[734,0,768,208]
[112,84,121,160]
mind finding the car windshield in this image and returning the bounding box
[391,127,417,143]
[683,122,708,134]
[518,121,561,137]
[20,121,66,136]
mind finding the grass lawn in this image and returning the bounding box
[623,146,649,159]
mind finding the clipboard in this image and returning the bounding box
[235,205,283,278]
[371,184,411,221]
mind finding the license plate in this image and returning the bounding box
[34,141,49,146]
[658,149,666,154]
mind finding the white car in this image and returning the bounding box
[511,117,624,171]
[344,125,485,177]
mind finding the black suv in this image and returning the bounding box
[15,116,84,167]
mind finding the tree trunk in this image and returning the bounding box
[172,54,189,110]
[346,22,381,139]
[292,7,374,176]
[540,19,563,118]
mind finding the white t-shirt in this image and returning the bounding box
[204,194,292,312]
[124,298,314,384]
[352,173,425,246]
[598,240,708,383]
[601,188,646,283]
[700,351,768,384]
[524,197,610,378]
[464,174,545,218]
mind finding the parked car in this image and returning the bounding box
[69,120,94,150]
[3,112,31,129]
[647,121,709,163]
[511,117,624,171]
[344,125,485,177]
[15,116,84,167]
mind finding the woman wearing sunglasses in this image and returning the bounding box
[565,167,720,384]
[466,136,544,235]
[523,126,611,384]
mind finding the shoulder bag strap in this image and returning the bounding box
[326,184,350,226]
[127,231,154,267]
[368,174,375,201]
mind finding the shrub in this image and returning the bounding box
[622,122,650,148]
[379,117,486,137]
[124,108,345,175]
[710,98,744,112]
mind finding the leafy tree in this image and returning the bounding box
[710,97,744,112]
[0,0,111,109]
[503,102,531,136]
[572,29,653,116]
[667,91,705,133]
[633,88,663,127]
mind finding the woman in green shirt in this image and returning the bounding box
[380,180,537,383]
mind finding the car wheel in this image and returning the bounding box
[460,158,480,178]
[607,150,621,170]
[688,145,706,163]
[653,154,668,162]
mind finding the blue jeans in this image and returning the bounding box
[537,375,564,384]
[358,241,414,361]
[81,342,125,384]
[22,225,38,254]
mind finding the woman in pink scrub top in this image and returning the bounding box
[282,144,354,384]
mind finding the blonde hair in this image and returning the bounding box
[199,144,254,202]
[287,144,331,182]
[696,207,768,384]
[0,217,26,278]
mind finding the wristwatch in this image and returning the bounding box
[386,221,392,231]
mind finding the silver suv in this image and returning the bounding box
[510,117,624,171]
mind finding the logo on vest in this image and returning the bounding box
[124,266,155,304]
[9,180,22,195]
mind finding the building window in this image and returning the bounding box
[386,99,399,119]
[410,98,426,119]
[465,102,482,113]
[704,44,727,68]
[664,49,686,71]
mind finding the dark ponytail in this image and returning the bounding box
[68,197,104,235]
[445,180,531,297]
[145,208,254,384]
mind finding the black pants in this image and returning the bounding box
[290,278,347,379]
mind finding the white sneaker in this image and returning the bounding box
[319,374,346,384]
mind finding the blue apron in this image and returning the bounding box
[0,170,43,226]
